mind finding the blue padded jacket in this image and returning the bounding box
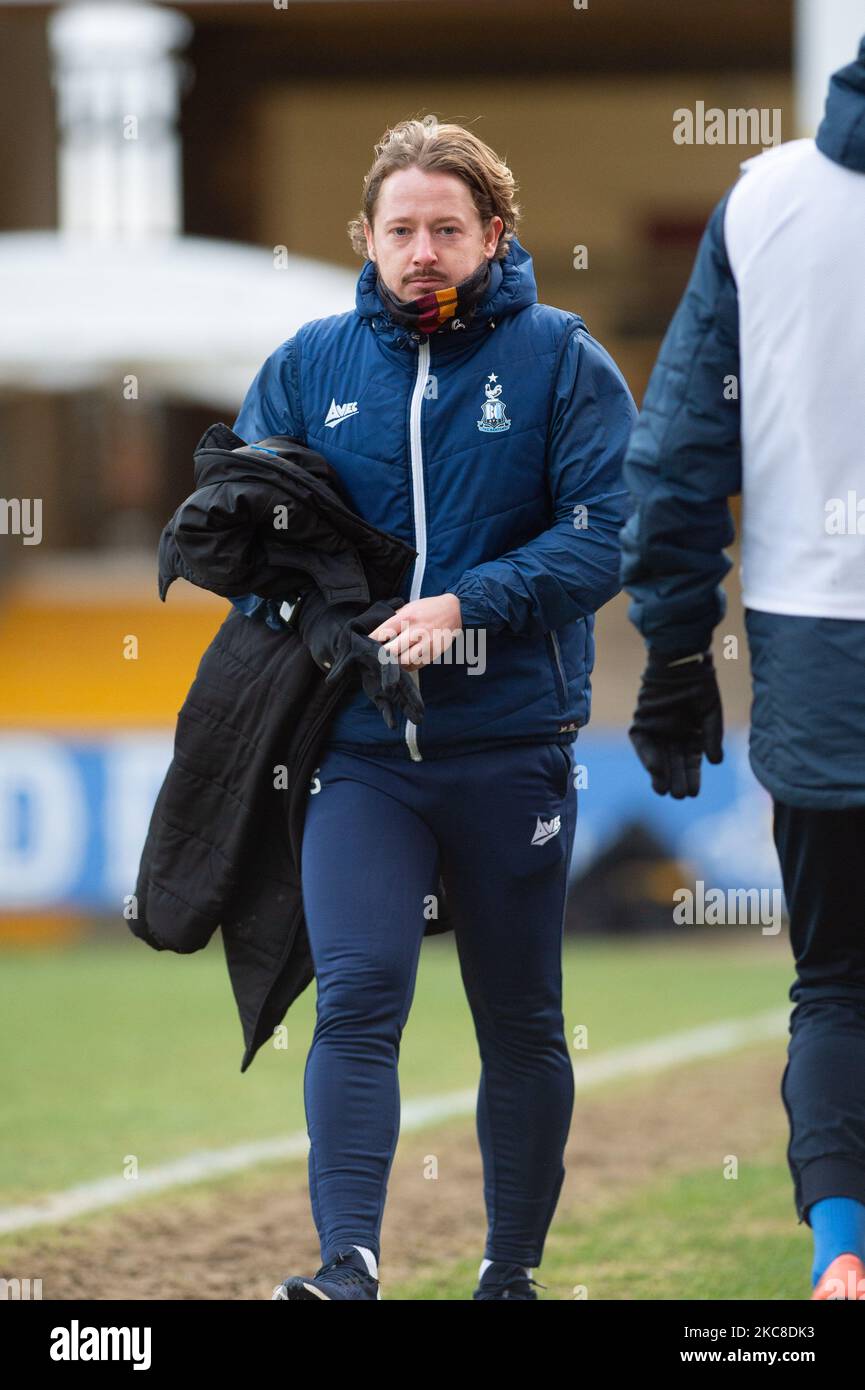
[232,235,636,761]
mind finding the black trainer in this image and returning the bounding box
[272,1247,381,1301]
[472,1260,546,1300]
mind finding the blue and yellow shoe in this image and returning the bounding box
[472,1261,546,1300]
[272,1248,382,1300]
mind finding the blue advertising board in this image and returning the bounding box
[0,730,780,912]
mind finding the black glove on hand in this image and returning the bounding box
[292,589,425,731]
[326,612,426,731]
[629,648,723,798]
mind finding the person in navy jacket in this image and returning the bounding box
[621,39,865,1300]
[233,117,636,1300]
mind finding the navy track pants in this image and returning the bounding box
[299,739,578,1268]
[774,803,865,1223]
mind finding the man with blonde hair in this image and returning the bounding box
[233,116,636,1300]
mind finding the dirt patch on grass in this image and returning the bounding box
[0,1041,789,1299]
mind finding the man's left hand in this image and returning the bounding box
[367,593,463,672]
[630,647,724,798]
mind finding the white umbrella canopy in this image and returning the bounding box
[0,230,360,407]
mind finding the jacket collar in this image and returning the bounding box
[816,34,865,173]
[354,235,538,355]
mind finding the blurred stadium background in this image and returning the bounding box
[0,0,861,1299]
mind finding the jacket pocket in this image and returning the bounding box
[545,630,567,710]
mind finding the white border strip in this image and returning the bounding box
[0,1007,789,1237]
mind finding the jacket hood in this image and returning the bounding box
[816,34,865,173]
[354,234,538,345]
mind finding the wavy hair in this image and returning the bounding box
[347,117,520,261]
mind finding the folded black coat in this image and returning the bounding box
[131,423,454,1073]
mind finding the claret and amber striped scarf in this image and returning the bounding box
[375,254,493,335]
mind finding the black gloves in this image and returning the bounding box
[291,588,425,731]
[629,647,723,798]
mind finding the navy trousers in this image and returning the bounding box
[299,739,578,1267]
[774,803,865,1222]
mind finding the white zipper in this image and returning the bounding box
[404,337,430,761]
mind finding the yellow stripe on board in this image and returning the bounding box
[0,591,229,728]
[0,913,89,946]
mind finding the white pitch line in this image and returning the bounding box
[0,1007,790,1237]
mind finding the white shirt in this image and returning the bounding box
[724,137,865,618]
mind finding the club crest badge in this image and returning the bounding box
[476,372,511,433]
